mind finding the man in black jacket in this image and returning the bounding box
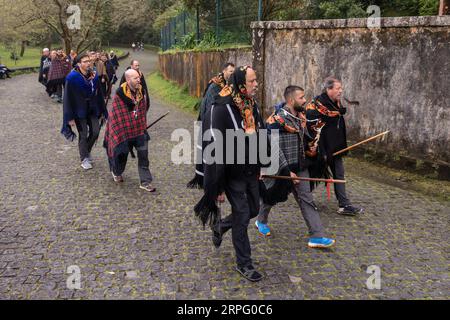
[38,48,50,85]
[194,66,267,282]
[109,51,119,70]
[306,77,363,216]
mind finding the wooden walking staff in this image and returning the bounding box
[261,175,346,200]
[146,111,170,130]
[129,111,170,159]
[333,130,390,157]
[104,78,114,107]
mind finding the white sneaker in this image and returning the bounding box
[81,158,93,170]
[111,171,123,182]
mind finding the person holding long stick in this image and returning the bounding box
[305,77,363,216]
[258,85,336,248]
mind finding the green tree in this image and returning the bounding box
[98,0,114,48]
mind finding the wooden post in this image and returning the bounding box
[440,0,450,15]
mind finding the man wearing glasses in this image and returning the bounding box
[61,53,108,170]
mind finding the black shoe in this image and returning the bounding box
[212,223,222,248]
[236,265,263,282]
[337,205,364,216]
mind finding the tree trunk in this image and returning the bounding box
[20,41,26,57]
[440,0,450,15]
[64,37,72,55]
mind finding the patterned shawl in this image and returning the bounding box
[103,83,147,158]
[217,66,256,134]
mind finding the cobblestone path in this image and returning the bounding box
[0,50,448,299]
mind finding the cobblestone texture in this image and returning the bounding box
[0,50,448,300]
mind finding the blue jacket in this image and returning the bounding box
[61,69,107,140]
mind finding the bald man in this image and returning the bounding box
[103,69,155,192]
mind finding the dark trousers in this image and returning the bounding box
[46,83,62,97]
[75,115,100,161]
[111,140,153,184]
[46,84,56,97]
[219,173,260,268]
[55,84,63,98]
[330,156,351,207]
[100,79,107,98]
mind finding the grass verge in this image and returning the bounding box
[0,46,43,68]
[147,72,200,115]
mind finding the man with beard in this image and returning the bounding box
[194,66,266,282]
[103,69,155,192]
[38,48,50,85]
[306,77,363,216]
[120,60,150,110]
[199,62,235,122]
[187,62,235,189]
[258,86,335,248]
[61,53,107,170]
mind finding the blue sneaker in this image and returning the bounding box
[255,220,271,237]
[308,237,335,248]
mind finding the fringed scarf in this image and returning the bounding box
[209,72,226,89]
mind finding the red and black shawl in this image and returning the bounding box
[103,83,148,159]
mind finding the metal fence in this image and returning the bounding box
[160,11,200,51]
[160,0,262,51]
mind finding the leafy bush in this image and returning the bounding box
[419,0,440,15]
[173,32,197,50]
[319,0,367,19]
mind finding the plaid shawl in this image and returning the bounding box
[103,83,148,158]
[261,103,306,201]
[47,57,71,81]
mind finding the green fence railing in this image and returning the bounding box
[160,0,262,51]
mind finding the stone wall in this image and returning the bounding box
[250,16,450,172]
[159,48,252,98]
